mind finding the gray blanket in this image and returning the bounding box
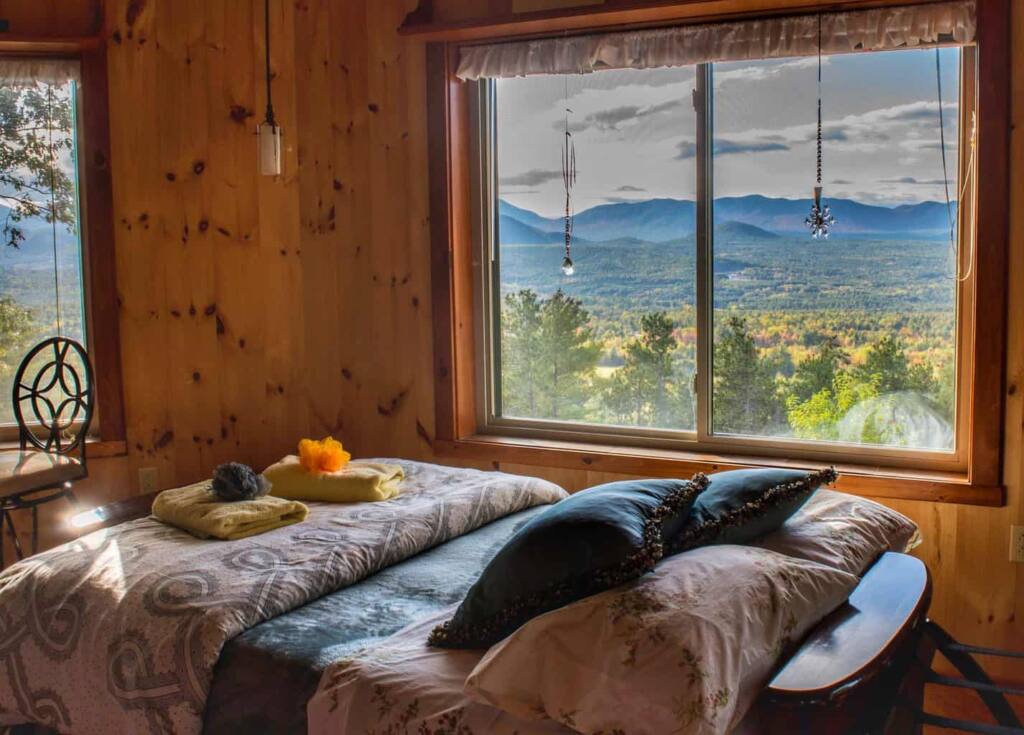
[0,460,565,735]
[203,507,547,734]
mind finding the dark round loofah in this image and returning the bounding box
[211,462,271,502]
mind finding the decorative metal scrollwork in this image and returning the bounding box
[12,337,95,455]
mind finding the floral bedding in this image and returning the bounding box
[0,460,565,735]
[307,611,573,735]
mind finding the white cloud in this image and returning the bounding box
[714,56,824,85]
[500,169,562,187]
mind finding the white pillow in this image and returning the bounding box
[752,489,919,575]
[465,546,858,735]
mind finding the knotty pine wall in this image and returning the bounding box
[0,0,100,36]
[1,0,1020,668]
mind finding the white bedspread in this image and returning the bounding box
[307,610,573,735]
[311,546,858,735]
[0,459,565,735]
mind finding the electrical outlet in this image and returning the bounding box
[1011,526,1024,563]
[139,467,159,494]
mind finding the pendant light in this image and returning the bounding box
[258,0,282,176]
[805,14,835,239]
[560,79,577,276]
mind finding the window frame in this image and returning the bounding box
[473,48,974,474]
[425,0,1010,507]
[0,42,125,449]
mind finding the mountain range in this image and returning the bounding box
[499,195,956,244]
[0,203,79,269]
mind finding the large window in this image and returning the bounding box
[0,68,88,427]
[478,46,974,468]
[493,67,698,432]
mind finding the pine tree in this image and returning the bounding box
[500,290,544,417]
[537,290,601,420]
[854,335,936,396]
[789,336,849,403]
[500,289,599,421]
[713,316,780,434]
[601,312,687,428]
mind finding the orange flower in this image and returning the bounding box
[298,437,352,474]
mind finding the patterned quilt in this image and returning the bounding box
[0,460,566,735]
[203,505,551,734]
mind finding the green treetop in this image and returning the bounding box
[601,311,693,429]
[501,289,600,421]
[853,334,936,395]
[713,315,781,434]
[789,336,849,403]
[0,82,76,249]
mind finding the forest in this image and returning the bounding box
[497,229,958,451]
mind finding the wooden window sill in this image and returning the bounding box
[435,434,1004,507]
[0,438,127,459]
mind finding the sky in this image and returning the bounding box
[496,47,963,218]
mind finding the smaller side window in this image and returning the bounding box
[0,71,88,429]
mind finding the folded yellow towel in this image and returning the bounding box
[263,456,405,502]
[152,482,309,540]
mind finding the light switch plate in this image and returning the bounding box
[139,467,159,494]
[1011,526,1024,563]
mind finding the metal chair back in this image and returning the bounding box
[11,337,95,465]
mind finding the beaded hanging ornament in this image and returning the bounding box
[805,15,836,240]
[560,80,577,275]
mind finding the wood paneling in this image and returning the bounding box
[80,42,126,444]
[3,0,1021,677]
[0,0,101,38]
[403,0,944,42]
[104,0,312,486]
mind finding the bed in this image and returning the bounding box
[0,460,930,735]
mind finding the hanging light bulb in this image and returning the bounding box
[561,255,574,276]
[258,0,282,176]
[258,120,281,177]
[805,14,836,240]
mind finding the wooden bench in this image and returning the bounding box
[762,551,932,733]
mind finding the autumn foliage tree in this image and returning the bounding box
[498,289,945,448]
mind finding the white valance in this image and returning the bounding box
[0,58,81,87]
[456,1,975,80]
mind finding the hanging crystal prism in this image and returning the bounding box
[806,14,836,240]
[560,81,577,275]
[806,185,835,239]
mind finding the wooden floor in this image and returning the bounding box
[923,684,1024,733]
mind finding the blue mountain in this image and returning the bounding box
[499,215,571,246]
[0,205,80,268]
[716,220,779,239]
[498,195,956,243]
[498,200,558,231]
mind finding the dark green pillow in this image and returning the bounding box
[428,475,709,649]
[671,467,837,553]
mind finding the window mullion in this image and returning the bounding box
[472,79,502,427]
[695,63,714,442]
